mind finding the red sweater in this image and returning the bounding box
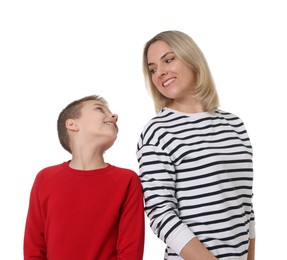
[24,162,145,260]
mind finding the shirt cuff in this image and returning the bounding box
[166,225,196,255]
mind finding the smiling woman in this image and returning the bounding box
[145,38,213,114]
[137,30,255,260]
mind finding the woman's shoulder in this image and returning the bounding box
[215,108,243,120]
[142,108,185,128]
[139,109,177,134]
[215,109,248,130]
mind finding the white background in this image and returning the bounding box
[1,0,286,259]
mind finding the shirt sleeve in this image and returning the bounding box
[249,201,256,239]
[137,144,195,255]
[117,173,145,260]
[23,175,48,259]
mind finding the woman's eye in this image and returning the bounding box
[166,57,174,63]
[149,68,156,75]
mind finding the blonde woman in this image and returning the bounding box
[137,30,255,260]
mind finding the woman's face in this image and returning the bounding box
[147,40,196,102]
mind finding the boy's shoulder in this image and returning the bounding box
[38,162,65,174]
[33,162,66,184]
[107,164,139,178]
[106,164,141,187]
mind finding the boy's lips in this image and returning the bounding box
[104,121,118,133]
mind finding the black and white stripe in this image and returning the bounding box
[137,108,255,259]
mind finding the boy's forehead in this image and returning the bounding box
[84,100,105,106]
[84,100,110,111]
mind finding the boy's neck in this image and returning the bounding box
[69,156,107,171]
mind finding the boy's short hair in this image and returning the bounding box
[57,95,108,153]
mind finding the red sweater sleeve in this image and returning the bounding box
[116,172,145,260]
[24,173,47,259]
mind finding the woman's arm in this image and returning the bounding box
[137,144,195,255]
[180,237,217,260]
[247,238,255,260]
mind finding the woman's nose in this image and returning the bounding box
[157,66,167,77]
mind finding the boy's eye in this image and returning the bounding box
[96,107,104,112]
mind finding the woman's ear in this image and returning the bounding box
[66,119,79,131]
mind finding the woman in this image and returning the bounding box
[136,30,255,260]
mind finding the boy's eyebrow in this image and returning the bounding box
[93,102,104,107]
[148,52,174,67]
[92,102,111,113]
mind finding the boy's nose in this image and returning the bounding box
[111,114,118,122]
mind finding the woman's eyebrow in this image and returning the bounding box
[148,52,174,66]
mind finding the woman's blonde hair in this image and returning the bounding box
[143,30,219,113]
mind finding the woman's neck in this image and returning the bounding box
[168,99,205,114]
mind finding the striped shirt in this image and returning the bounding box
[136,108,255,259]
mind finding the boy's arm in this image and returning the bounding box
[117,174,145,260]
[24,178,47,260]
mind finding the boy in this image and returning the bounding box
[24,95,145,260]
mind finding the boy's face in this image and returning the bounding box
[75,100,118,147]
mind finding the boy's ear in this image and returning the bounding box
[66,119,79,131]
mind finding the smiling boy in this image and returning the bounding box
[24,95,145,260]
